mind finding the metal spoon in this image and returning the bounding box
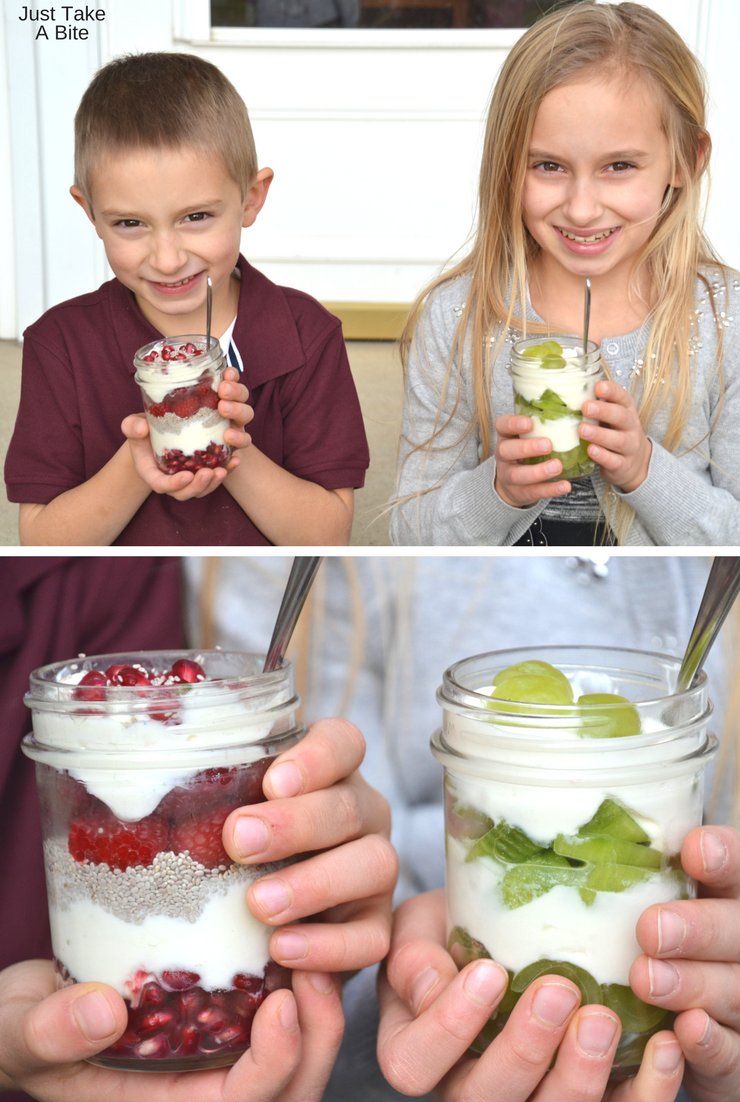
[582,277,592,358]
[263,557,323,673]
[206,276,213,350]
[677,556,740,691]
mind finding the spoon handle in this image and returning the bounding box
[677,556,740,691]
[582,277,591,354]
[263,557,323,672]
[206,276,213,350]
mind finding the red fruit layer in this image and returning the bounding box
[58,964,289,1064]
[65,756,273,871]
[145,371,220,420]
[156,442,231,475]
[68,807,169,871]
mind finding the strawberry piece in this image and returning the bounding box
[170,806,230,868]
[172,396,200,419]
[68,808,168,871]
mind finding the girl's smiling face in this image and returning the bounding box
[522,70,679,292]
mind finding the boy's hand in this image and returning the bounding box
[0,959,344,1102]
[121,369,254,501]
[632,826,740,1102]
[494,414,572,507]
[579,380,652,492]
[224,718,398,976]
[378,889,684,1102]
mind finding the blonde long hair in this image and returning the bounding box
[399,2,727,543]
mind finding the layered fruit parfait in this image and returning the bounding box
[509,337,603,480]
[134,335,232,475]
[23,650,302,1072]
[432,646,716,1076]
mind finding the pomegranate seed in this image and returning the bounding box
[134,1034,170,1058]
[142,351,158,362]
[215,1023,246,1046]
[162,969,201,990]
[140,1010,174,1033]
[197,1006,227,1032]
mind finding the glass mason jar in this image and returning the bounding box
[509,336,604,480]
[22,649,303,1073]
[432,645,717,1077]
[133,335,232,475]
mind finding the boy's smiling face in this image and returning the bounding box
[72,146,271,335]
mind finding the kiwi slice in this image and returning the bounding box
[553,833,662,870]
[511,958,602,1006]
[578,799,650,844]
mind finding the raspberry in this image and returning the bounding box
[73,669,108,702]
[68,808,168,870]
[170,806,231,868]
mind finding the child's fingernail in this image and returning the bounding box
[653,1038,682,1073]
[657,908,687,954]
[648,959,679,997]
[700,830,728,874]
[252,877,291,917]
[545,461,561,476]
[531,981,580,1026]
[410,965,440,1014]
[576,1011,618,1057]
[232,816,269,858]
[267,761,303,798]
[73,989,119,1041]
[536,438,551,453]
[308,972,336,995]
[580,424,594,439]
[279,992,299,1032]
[273,931,308,962]
[462,960,507,1006]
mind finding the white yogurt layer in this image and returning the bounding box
[32,679,291,820]
[148,407,228,458]
[526,414,583,452]
[446,834,681,984]
[50,876,271,994]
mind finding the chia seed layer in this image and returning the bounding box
[44,839,279,925]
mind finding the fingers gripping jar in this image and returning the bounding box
[22,650,303,1072]
[134,335,232,474]
[509,337,604,480]
[432,645,717,1077]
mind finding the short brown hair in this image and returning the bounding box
[74,52,258,201]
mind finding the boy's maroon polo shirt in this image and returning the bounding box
[0,559,183,1102]
[5,257,369,545]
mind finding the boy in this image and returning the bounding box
[4,53,369,546]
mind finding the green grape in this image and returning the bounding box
[577,693,641,738]
[521,341,567,368]
[578,799,650,844]
[511,958,602,1006]
[489,660,574,707]
[554,833,663,869]
[602,983,670,1033]
[448,925,491,969]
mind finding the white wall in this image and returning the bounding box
[1,0,738,340]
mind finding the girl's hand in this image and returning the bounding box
[0,959,343,1102]
[378,889,684,1102]
[224,718,398,976]
[579,380,651,492]
[632,825,740,1102]
[494,414,572,507]
[121,365,253,500]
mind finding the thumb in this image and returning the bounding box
[3,977,127,1077]
[121,413,150,440]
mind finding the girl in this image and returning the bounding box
[389,1,740,547]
